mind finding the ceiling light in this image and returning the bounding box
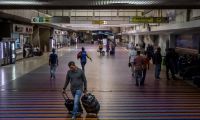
[0,1,47,5]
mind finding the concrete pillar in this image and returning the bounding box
[169,34,176,48]
[39,27,51,52]
[32,25,40,47]
[135,35,140,45]
[110,27,120,34]
[158,34,169,56]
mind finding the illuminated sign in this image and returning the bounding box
[31,17,51,23]
[92,20,107,25]
[130,17,169,23]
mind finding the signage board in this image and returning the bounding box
[32,16,70,23]
[130,17,169,23]
[92,20,107,25]
[13,24,33,34]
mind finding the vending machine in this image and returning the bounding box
[0,38,16,66]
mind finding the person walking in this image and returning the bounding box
[141,52,150,85]
[134,51,144,86]
[165,48,177,80]
[129,47,137,78]
[77,47,92,72]
[49,48,58,79]
[153,47,162,80]
[62,61,87,120]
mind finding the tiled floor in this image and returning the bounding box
[0,44,200,120]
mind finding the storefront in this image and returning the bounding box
[53,29,63,48]
[11,24,33,60]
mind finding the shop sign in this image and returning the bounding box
[54,30,61,35]
[130,17,169,23]
[13,24,33,34]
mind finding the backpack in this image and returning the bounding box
[77,51,82,59]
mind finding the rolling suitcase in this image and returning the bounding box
[62,92,82,114]
[81,93,100,114]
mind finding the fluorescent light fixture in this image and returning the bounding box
[0,1,47,5]
[108,0,155,5]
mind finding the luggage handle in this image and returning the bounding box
[62,92,70,100]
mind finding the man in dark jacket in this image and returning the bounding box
[62,61,87,119]
[153,47,162,80]
[165,48,177,80]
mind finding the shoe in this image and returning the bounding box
[71,115,76,120]
[76,112,81,116]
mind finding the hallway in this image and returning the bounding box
[0,44,200,120]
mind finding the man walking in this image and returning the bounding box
[49,48,58,79]
[77,47,92,72]
[63,61,87,119]
[134,51,144,86]
[129,47,137,77]
[153,47,162,80]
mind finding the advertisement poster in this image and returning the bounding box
[176,34,199,50]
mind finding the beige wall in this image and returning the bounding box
[32,25,40,47]
[39,28,51,52]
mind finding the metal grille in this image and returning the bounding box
[0,0,199,9]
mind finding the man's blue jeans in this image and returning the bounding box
[72,90,82,117]
[155,64,161,79]
[50,64,57,78]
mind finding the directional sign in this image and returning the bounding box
[31,16,70,23]
[92,20,107,25]
[130,17,168,23]
[32,17,51,23]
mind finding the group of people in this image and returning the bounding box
[23,43,42,58]
[128,41,181,86]
[49,47,91,119]
[98,39,116,56]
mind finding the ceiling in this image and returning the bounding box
[0,0,199,9]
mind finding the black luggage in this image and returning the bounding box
[62,92,82,114]
[81,93,100,114]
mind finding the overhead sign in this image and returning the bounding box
[32,16,70,23]
[92,20,107,25]
[31,17,51,23]
[130,17,169,23]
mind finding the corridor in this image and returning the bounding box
[0,45,200,120]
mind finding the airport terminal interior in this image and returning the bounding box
[1,0,200,120]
